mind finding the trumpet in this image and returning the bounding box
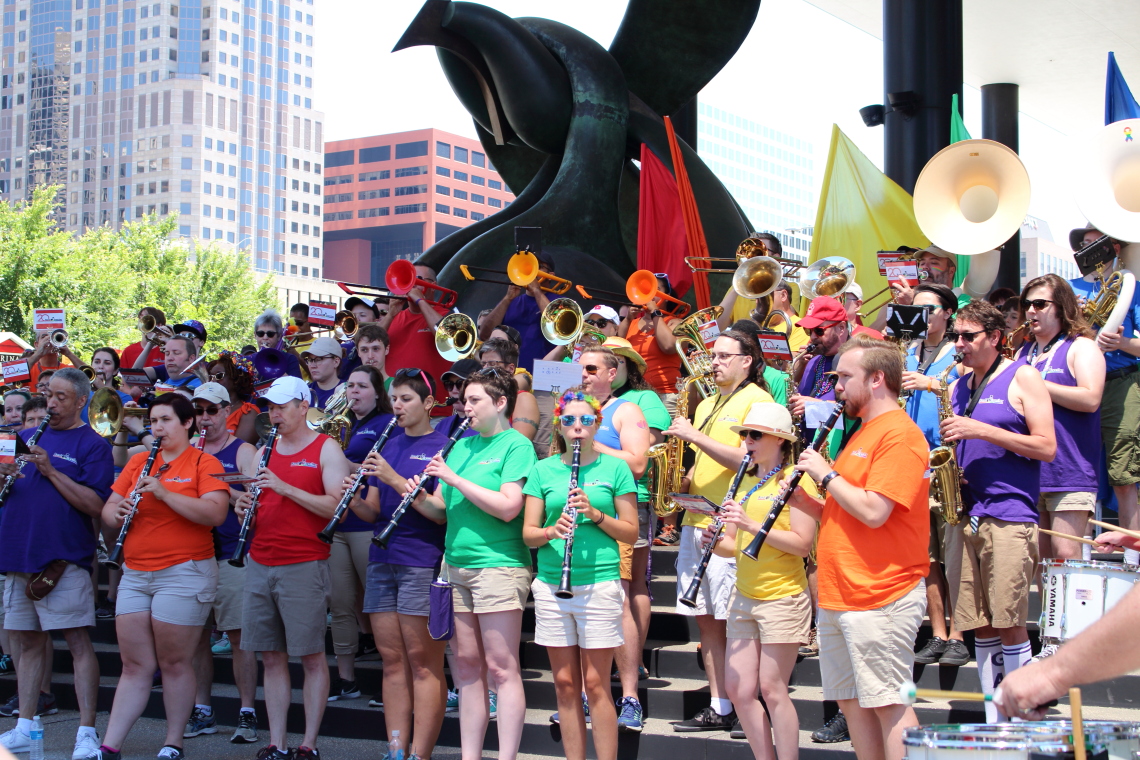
[90,387,149,439]
[104,435,163,569]
[138,316,171,347]
[285,312,358,345]
[555,439,582,599]
[230,425,280,567]
[78,365,97,382]
[460,251,572,295]
[48,329,69,349]
[678,453,752,608]
[319,418,399,543]
[436,313,479,361]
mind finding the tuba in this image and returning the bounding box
[435,313,479,361]
[928,357,965,525]
[647,374,702,516]
[671,307,722,399]
[799,256,855,299]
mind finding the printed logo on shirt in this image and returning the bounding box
[478,458,502,465]
[410,453,433,462]
[850,448,869,458]
[52,452,78,465]
[978,396,1005,405]
[720,415,741,424]
[1041,367,1066,377]
[583,479,614,489]
[164,476,192,483]
[292,459,319,469]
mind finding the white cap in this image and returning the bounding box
[846,282,863,301]
[585,305,620,323]
[263,376,312,405]
[301,336,344,359]
[192,382,231,405]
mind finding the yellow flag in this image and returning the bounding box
[808,125,929,308]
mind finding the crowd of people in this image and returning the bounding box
[0,224,1137,760]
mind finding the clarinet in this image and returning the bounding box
[554,439,582,599]
[0,411,52,507]
[373,418,471,548]
[104,435,164,570]
[742,400,845,560]
[229,424,280,567]
[678,452,753,608]
[318,418,399,544]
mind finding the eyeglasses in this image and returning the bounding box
[949,330,986,343]
[584,318,611,328]
[582,364,602,375]
[193,404,222,416]
[256,331,277,338]
[739,430,766,441]
[304,354,336,363]
[559,414,597,427]
[1025,299,1054,311]
[709,352,744,362]
[481,360,507,368]
[810,327,829,337]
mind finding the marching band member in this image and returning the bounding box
[666,329,772,732]
[3,389,30,426]
[542,306,620,363]
[346,323,392,389]
[338,296,383,382]
[841,283,885,339]
[27,330,79,389]
[438,358,482,439]
[96,394,230,760]
[790,296,849,403]
[900,284,969,668]
[477,251,558,372]
[709,402,817,760]
[478,338,540,442]
[303,337,345,411]
[1016,275,1104,570]
[729,320,789,405]
[235,376,352,760]
[327,365,395,702]
[134,335,203,391]
[346,368,449,759]
[89,348,129,399]
[185,383,259,744]
[206,351,260,443]
[522,390,638,760]
[785,335,932,760]
[379,264,451,383]
[402,367,537,760]
[253,310,304,380]
[0,368,113,759]
[941,300,1056,722]
[619,274,683,400]
[120,307,168,369]
[872,245,960,333]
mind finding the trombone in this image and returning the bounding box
[459,251,572,295]
[436,313,479,361]
[335,281,409,303]
[284,311,358,345]
[685,236,804,280]
[627,270,691,319]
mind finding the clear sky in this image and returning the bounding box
[317,0,1090,248]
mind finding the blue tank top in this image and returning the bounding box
[212,437,247,557]
[595,397,628,449]
[1016,338,1099,493]
[951,361,1040,523]
[904,341,959,449]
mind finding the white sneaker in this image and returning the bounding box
[1033,643,1060,662]
[0,726,31,752]
[73,731,101,760]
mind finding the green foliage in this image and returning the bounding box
[0,186,277,358]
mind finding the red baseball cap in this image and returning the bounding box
[796,296,847,329]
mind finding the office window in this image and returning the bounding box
[453,208,467,218]
[436,141,450,158]
[394,185,427,196]
[471,212,485,221]
[357,189,389,200]
[454,146,468,163]
[395,166,427,178]
[394,203,427,214]
[435,203,449,214]
[488,198,502,208]
[471,175,485,186]
[394,141,428,159]
[453,189,467,200]
[435,166,450,177]
[358,207,390,218]
[454,171,468,182]
[358,170,389,182]
[471,152,485,168]
[324,149,354,168]
[489,179,502,190]
[471,194,484,204]
[436,185,450,196]
[359,145,390,163]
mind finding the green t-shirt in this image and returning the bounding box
[522,451,637,586]
[616,387,672,503]
[762,366,788,406]
[442,428,538,569]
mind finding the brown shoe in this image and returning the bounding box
[799,627,819,657]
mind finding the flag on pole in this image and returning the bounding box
[637,144,692,298]
[1106,52,1140,125]
[949,93,971,288]
[664,116,712,309]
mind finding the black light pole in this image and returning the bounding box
[982,83,1023,293]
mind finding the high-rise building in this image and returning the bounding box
[322,128,515,286]
[696,102,816,262]
[1,0,325,287]
[1021,216,1080,285]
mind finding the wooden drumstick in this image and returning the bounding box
[1070,687,1086,760]
[900,681,991,704]
[1039,528,1103,549]
[1088,519,1140,541]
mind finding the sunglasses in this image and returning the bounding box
[256,331,277,338]
[396,367,435,397]
[559,414,597,427]
[810,327,828,337]
[949,330,986,343]
[739,430,767,441]
[177,331,197,340]
[582,364,602,375]
[481,360,507,368]
[193,404,223,416]
[1025,299,1054,311]
[585,318,611,328]
[443,379,464,391]
[209,371,227,382]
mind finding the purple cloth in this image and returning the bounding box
[952,363,1040,523]
[309,382,339,410]
[0,425,114,573]
[503,294,555,372]
[212,437,248,558]
[342,413,399,532]
[1017,339,1099,493]
[368,429,448,567]
[797,354,836,400]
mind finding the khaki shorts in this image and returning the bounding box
[727,588,812,643]
[3,564,96,632]
[444,563,532,615]
[949,518,1039,631]
[532,578,625,649]
[212,561,245,632]
[928,510,965,564]
[1038,491,1096,513]
[675,525,735,619]
[818,581,926,708]
[1102,372,1140,487]
[241,558,330,657]
[118,558,218,627]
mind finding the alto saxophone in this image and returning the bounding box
[648,373,704,517]
[928,356,965,525]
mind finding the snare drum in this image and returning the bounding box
[1039,560,1139,642]
[904,723,1110,760]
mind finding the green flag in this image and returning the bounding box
[949,93,971,288]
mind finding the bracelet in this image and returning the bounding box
[927,377,934,391]
[414,298,425,306]
[544,526,553,541]
[820,471,841,490]
[593,512,605,525]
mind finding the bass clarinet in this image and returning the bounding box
[554,439,582,599]
[678,452,753,608]
[373,418,471,548]
[104,435,163,570]
[742,400,845,560]
[229,424,280,567]
[318,418,399,543]
[0,411,52,508]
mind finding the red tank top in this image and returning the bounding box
[249,433,331,566]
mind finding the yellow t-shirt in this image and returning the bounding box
[684,382,773,529]
[733,464,817,600]
[729,299,809,353]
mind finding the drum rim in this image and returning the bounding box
[903,722,1129,749]
[1041,558,1140,572]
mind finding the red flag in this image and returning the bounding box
[664,116,711,309]
[636,143,692,298]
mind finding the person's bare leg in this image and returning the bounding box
[399,614,448,759]
[926,562,949,640]
[372,612,412,745]
[618,546,651,699]
[452,611,489,760]
[479,609,526,760]
[549,647,586,760]
[839,699,886,760]
[582,647,618,760]
[260,650,292,751]
[15,630,49,722]
[60,628,100,729]
[298,652,329,750]
[38,635,52,694]
[874,703,919,760]
[695,615,729,701]
[192,628,213,708]
[102,613,159,750]
[153,620,202,749]
[758,643,800,760]
[725,638,774,760]
[228,630,258,710]
[1050,510,1091,561]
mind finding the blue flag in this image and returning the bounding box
[1106,52,1140,125]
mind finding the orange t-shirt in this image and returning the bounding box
[625,319,682,394]
[112,447,229,571]
[29,360,73,389]
[226,401,259,435]
[816,408,930,612]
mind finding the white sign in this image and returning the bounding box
[308,300,336,327]
[33,309,65,330]
[757,331,792,361]
[804,400,835,430]
[698,319,720,347]
[2,360,30,383]
[877,251,906,276]
[532,360,585,393]
[885,261,920,286]
[0,434,15,464]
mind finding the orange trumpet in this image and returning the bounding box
[626,270,691,319]
[385,260,457,309]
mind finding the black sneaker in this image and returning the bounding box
[730,717,746,739]
[356,634,378,660]
[292,747,320,760]
[939,638,972,666]
[811,711,850,743]
[672,706,735,732]
[4,692,58,717]
[327,679,361,702]
[255,746,291,760]
[95,598,115,619]
[0,694,17,717]
[914,636,948,665]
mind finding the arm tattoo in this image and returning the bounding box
[513,417,538,429]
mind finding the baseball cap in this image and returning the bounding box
[729,402,797,441]
[441,358,482,383]
[585,305,620,323]
[796,296,847,329]
[915,245,955,263]
[173,319,207,341]
[1069,223,1103,252]
[602,337,647,372]
[192,382,231,405]
[301,336,344,359]
[344,296,380,316]
[845,282,864,301]
[535,251,556,272]
[263,376,312,405]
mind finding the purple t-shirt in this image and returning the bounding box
[503,293,555,373]
[797,354,837,401]
[367,428,448,567]
[0,425,114,573]
[212,437,248,558]
[342,412,399,532]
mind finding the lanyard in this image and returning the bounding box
[916,338,950,375]
[964,356,1004,418]
[1028,332,1065,365]
[696,382,747,434]
[739,464,786,507]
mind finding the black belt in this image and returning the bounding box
[1106,364,1139,381]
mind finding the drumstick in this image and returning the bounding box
[1070,688,1086,760]
[900,681,991,704]
[1039,528,1103,548]
[1088,519,1140,541]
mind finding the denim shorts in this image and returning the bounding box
[363,562,435,617]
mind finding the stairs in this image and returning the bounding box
[5,547,1140,759]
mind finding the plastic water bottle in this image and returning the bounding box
[29,716,44,760]
[389,729,404,760]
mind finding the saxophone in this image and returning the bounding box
[928,355,965,525]
[648,374,704,517]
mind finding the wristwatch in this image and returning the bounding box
[819,471,841,491]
